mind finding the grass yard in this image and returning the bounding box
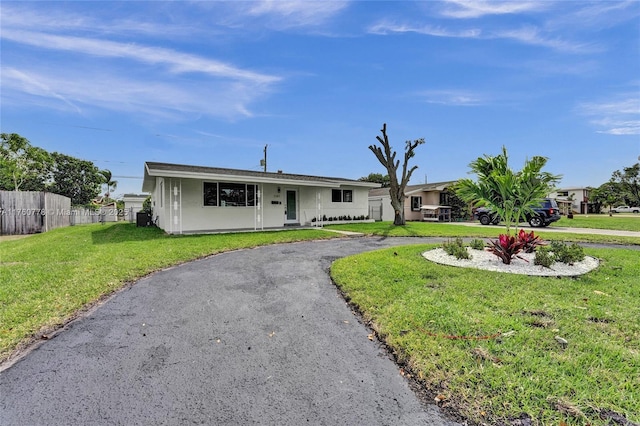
[556,213,640,231]
[0,222,338,360]
[325,220,640,245]
[331,244,640,425]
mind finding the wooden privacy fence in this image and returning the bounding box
[0,191,122,235]
[0,191,72,235]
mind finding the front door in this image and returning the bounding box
[285,190,298,224]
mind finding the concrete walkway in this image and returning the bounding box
[0,237,460,426]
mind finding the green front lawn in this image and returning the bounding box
[331,244,639,425]
[0,222,338,360]
[556,213,640,231]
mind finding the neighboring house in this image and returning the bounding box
[368,181,457,222]
[99,201,119,222]
[141,162,380,234]
[548,187,594,214]
[122,193,149,222]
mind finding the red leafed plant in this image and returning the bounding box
[518,229,545,253]
[487,234,527,265]
[488,230,546,264]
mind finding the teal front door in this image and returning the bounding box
[285,190,297,223]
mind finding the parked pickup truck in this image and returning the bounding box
[610,205,640,213]
[473,198,561,227]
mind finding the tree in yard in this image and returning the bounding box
[0,133,52,191]
[454,146,561,235]
[100,169,119,200]
[358,172,391,188]
[49,152,103,205]
[368,123,425,225]
[610,162,640,206]
[591,181,622,214]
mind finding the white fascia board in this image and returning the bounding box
[146,169,332,188]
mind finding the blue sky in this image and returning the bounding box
[2,1,639,198]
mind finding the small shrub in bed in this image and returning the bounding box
[442,238,471,260]
[470,239,485,250]
[534,246,555,268]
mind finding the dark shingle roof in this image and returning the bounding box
[143,162,380,190]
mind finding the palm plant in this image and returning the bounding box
[454,146,561,235]
[100,169,118,200]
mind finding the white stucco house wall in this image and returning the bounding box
[122,193,149,222]
[548,187,594,214]
[142,162,380,234]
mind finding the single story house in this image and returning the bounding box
[122,193,149,222]
[368,181,457,222]
[141,162,380,234]
[548,187,594,214]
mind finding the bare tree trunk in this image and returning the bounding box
[368,123,424,226]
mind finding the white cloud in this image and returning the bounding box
[0,4,195,38]
[417,90,486,106]
[368,21,481,38]
[577,96,640,135]
[493,26,597,53]
[2,30,280,85]
[210,0,349,30]
[439,0,547,18]
[1,62,274,121]
[369,21,589,53]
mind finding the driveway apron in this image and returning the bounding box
[0,237,459,425]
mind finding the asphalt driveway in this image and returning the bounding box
[0,236,460,426]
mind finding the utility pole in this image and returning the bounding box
[260,144,268,172]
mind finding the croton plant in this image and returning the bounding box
[487,229,546,264]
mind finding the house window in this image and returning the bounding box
[411,196,422,211]
[220,182,246,206]
[204,182,218,206]
[332,189,353,202]
[439,192,449,205]
[204,182,256,207]
[247,185,256,206]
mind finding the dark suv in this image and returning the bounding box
[473,198,561,228]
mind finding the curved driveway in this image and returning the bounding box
[1,236,461,426]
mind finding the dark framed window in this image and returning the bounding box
[332,189,353,203]
[247,185,256,206]
[411,196,422,211]
[204,182,256,207]
[439,192,449,205]
[204,182,218,206]
[220,182,247,206]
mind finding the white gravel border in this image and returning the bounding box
[422,247,599,277]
